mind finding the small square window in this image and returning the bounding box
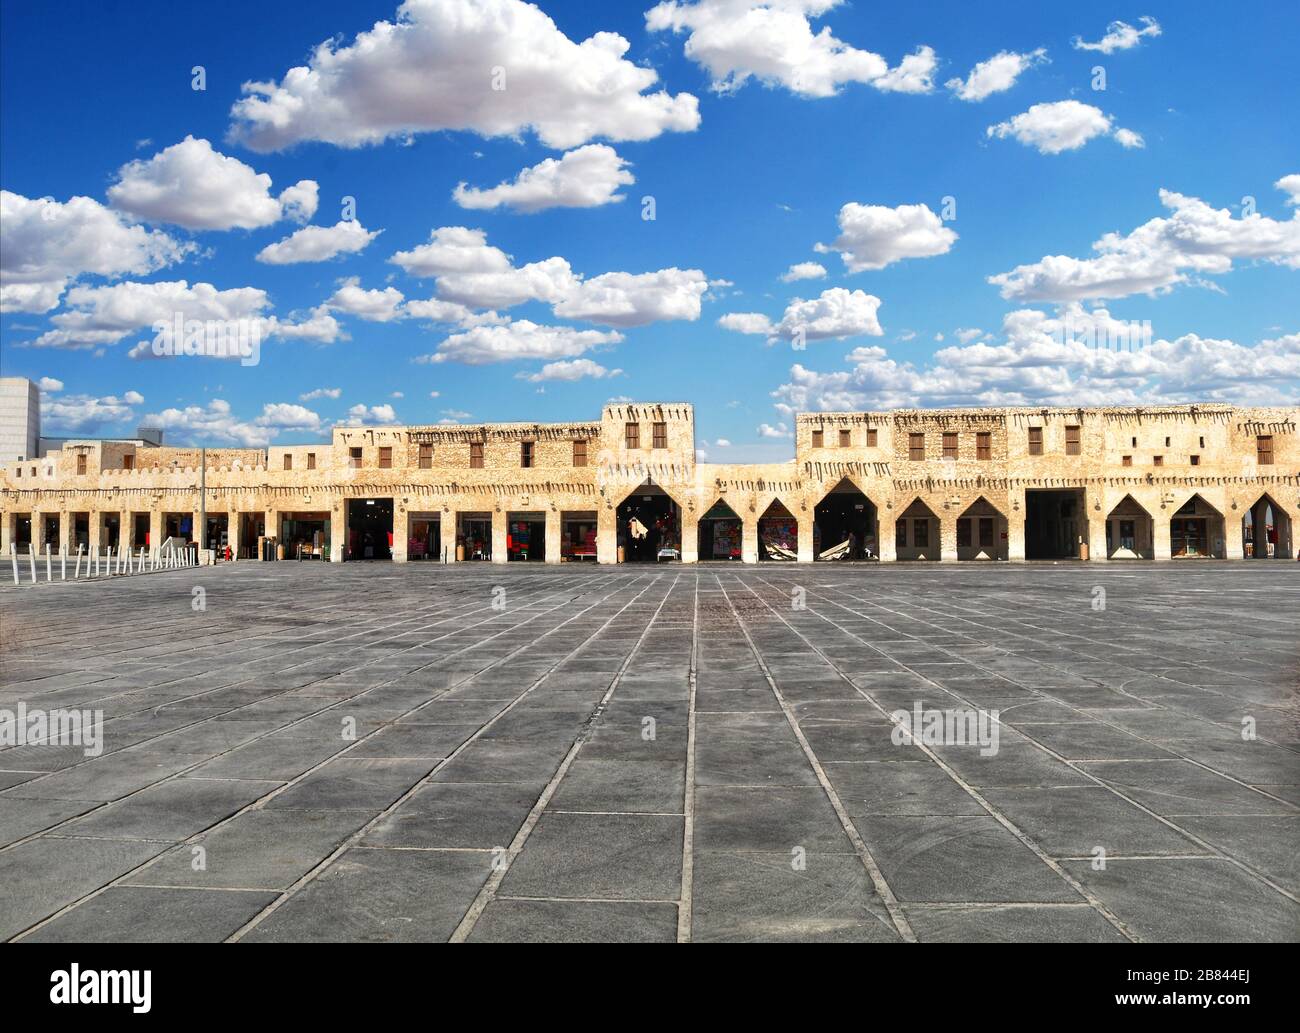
[349,447,362,469]
[652,422,668,449]
[283,454,292,471]
[909,432,925,461]
[1257,435,1274,465]
[1065,425,1081,456]
[1122,455,1132,467]
[123,454,134,471]
[378,446,392,469]
[866,428,878,447]
[572,439,588,467]
[307,452,316,470]
[469,442,484,468]
[625,422,640,449]
[839,428,851,448]
[942,432,958,460]
[1028,427,1043,456]
[1190,454,1200,466]
[811,428,824,448]
[1153,455,1164,466]
[976,431,992,460]
[418,444,432,469]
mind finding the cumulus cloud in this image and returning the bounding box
[107,137,318,230]
[269,305,346,344]
[771,305,1300,413]
[0,191,192,313]
[325,278,406,322]
[815,202,956,272]
[519,358,623,381]
[453,144,634,212]
[986,100,1140,154]
[37,376,64,392]
[257,220,380,264]
[227,0,699,152]
[141,399,320,447]
[300,387,342,401]
[720,287,883,343]
[39,389,143,435]
[552,268,708,327]
[342,404,399,425]
[31,280,271,350]
[945,48,1046,101]
[989,182,1300,302]
[780,261,827,282]
[646,0,935,97]
[256,403,323,432]
[1277,174,1300,206]
[757,422,791,438]
[1072,17,1161,54]
[421,320,623,364]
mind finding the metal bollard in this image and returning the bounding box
[45,544,52,582]
[9,544,17,586]
[29,545,37,584]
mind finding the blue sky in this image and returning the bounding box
[2,0,1297,460]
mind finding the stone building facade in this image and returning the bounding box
[1,402,1296,564]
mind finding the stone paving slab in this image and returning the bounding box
[1,561,1297,942]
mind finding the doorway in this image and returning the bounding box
[560,512,598,561]
[616,482,681,562]
[1243,494,1292,559]
[457,513,493,561]
[281,511,329,559]
[346,498,393,560]
[1171,495,1224,558]
[813,478,877,560]
[1105,496,1153,559]
[1025,489,1085,560]
[758,500,798,561]
[408,513,441,561]
[508,512,546,562]
[697,500,743,561]
[132,513,151,549]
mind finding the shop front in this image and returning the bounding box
[408,512,441,561]
[457,513,492,561]
[507,512,546,562]
[697,500,742,560]
[281,511,330,559]
[561,511,598,561]
[758,500,798,560]
[1170,495,1224,559]
[616,483,681,562]
[346,498,393,560]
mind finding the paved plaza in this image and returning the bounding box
[0,561,1297,943]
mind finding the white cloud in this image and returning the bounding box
[0,191,191,313]
[300,387,342,401]
[757,422,791,438]
[40,390,142,435]
[1277,174,1300,206]
[986,100,1139,155]
[257,220,380,264]
[142,399,310,447]
[989,183,1300,302]
[714,438,731,447]
[107,136,318,230]
[945,48,1046,101]
[270,306,346,344]
[37,377,64,391]
[228,0,699,152]
[646,0,935,97]
[721,287,883,343]
[1072,17,1161,54]
[325,278,406,322]
[435,256,578,309]
[256,403,323,432]
[342,404,400,426]
[771,305,1300,412]
[552,268,708,327]
[421,320,623,364]
[391,226,512,277]
[815,202,956,272]
[780,261,827,282]
[453,144,633,212]
[520,358,623,381]
[32,280,270,349]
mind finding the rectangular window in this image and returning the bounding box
[307,452,316,470]
[866,428,877,447]
[811,428,824,448]
[419,444,432,469]
[76,454,87,474]
[942,432,958,460]
[909,432,925,461]
[1199,436,1205,448]
[1165,436,1171,447]
[895,520,906,548]
[283,454,293,471]
[1028,427,1043,455]
[378,446,392,469]
[976,431,992,460]
[652,422,667,449]
[1190,454,1200,466]
[625,422,640,449]
[914,518,929,547]
[349,447,362,469]
[1122,455,1132,467]
[123,454,134,471]
[572,439,588,467]
[1257,435,1274,464]
[469,442,484,469]
[839,428,851,448]
[1153,455,1163,466]
[956,519,972,548]
[1066,425,1081,455]
[979,517,995,548]
[520,441,534,468]
[1132,436,1137,447]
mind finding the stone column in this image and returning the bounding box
[89,509,102,557]
[797,513,814,564]
[1087,492,1109,561]
[330,500,346,563]
[680,508,699,564]
[30,508,41,555]
[392,504,409,563]
[491,509,508,564]
[149,509,163,554]
[877,508,897,563]
[741,511,758,564]
[1153,508,1172,560]
[0,510,12,553]
[1006,493,1026,561]
[443,509,456,563]
[938,512,958,562]
[597,504,617,564]
[545,508,561,564]
[226,509,240,559]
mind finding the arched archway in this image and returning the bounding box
[1105,495,1154,559]
[697,498,743,561]
[1170,494,1225,559]
[1243,493,1292,560]
[758,499,798,560]
[616,479,682,562]
[956,497,1007,560]
[896,499,941,560]
[813,477,878,560]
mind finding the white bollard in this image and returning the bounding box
[93,549,99,576]
[74,545,83,578]
[107,546,114,577]
[9,544,17,586]
[29,545,37,584]
[138,546,145,573]
[45,544,52,582]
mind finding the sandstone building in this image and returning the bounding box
[1,401,1296,564]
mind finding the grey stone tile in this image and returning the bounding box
[3,751,210,802]
[183,736,350,780]
[500,812,683,900]
[469,899,677,942]
[61,777,279,841]
[0,797,99,847]
[1173,814,1300,894]
[361,781,542,849]
[905,904,1127,942]
[1078,759,1295,816]
[21,887,277,943]
[826,761,987,816]
[265,757,433,811]
[430,738,567,783]
[695,786,851,852]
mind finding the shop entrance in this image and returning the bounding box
[697,499,742,561]
[758,499,798,561]
[457,513,492,561]
[956,497,1007,560]
[346,498,393,560]
[616,482,681,562]
[11,514,31,551]
[813,478,877,560]
[238,513,263,559]
[1025,488,1085,560]
[408,513,441,561]
[202,513,229,554]
[1244,494,1291,559]
[1105,496,1153,559]
[1170,495,1224,559]
[72,513,89,552]
[560,511,598,561]
[101,512,122,551]
[131,513,151,549]
[508,512,546,562]
[281,511,329,559]
[896,499,941,560]
[163,512,192,541]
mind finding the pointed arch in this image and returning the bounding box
[1242,492,1292,560]
[1170,493,1225,559]
[1105,494,1154,559]
[896,497,941,561]
[956,495,1008,561]
[813,477,879,560]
